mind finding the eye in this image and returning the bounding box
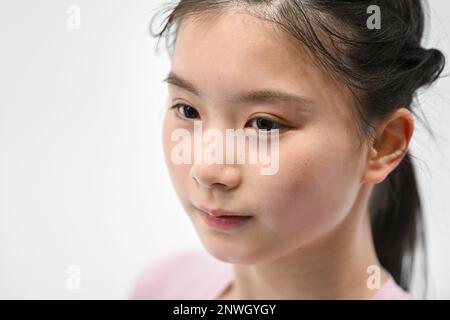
[247,117,286,132]
[171,103,200,120]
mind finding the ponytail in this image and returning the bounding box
[369,151,426,294]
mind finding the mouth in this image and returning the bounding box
[193,205,253,229]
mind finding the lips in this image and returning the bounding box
[193,204,253,229]
[196,206,252,218]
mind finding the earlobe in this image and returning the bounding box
[363,148,407,184]
[362,148,386,184]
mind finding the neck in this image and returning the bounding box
[227,183,387,300]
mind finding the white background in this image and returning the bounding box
[0,0,449,299]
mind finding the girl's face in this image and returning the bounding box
[162,10,371,263]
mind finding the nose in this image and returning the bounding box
[190,161,241,190]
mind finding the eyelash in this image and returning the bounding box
[170,103,290,132]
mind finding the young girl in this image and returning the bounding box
[131,0,445,299]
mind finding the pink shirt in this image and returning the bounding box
[130,249,413,300]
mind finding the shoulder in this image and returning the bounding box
[129,248,233,300]
[370,273,414,300]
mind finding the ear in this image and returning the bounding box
[362,108,415,184]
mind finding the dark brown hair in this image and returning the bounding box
[149,0,446,297]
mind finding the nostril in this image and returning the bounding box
[190,162,241,190]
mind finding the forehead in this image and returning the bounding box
[173,10,316,89]
[171,8,354,120]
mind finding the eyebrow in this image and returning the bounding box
[163,71,313,112]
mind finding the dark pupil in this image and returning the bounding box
[184,106,198,118]
[257,118,273,130]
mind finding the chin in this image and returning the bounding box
[200,239,265,265]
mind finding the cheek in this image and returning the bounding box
[248,129,361,245]
[162,114,192,199]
